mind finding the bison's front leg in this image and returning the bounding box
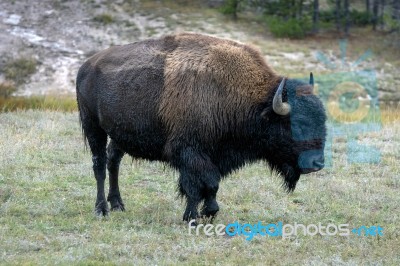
[176,147,221,222]
[200,192,219,219]
[178,167,202,222]
[199,163,220,220]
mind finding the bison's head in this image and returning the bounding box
[265,73,326,191]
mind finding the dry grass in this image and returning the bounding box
[381,105,400,124]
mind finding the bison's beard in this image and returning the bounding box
[281,163,300,192]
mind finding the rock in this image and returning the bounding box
[281,52,305,61]
[3,14,21,25]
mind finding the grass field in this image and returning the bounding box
[0,110,399,265]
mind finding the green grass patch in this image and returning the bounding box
[0,96,77,112]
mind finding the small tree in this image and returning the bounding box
[344,0,350,35]
[336,0,342,31]
[372,0,379,30]
[393,0,400,22]
[313,0,320,33]
[380,0,386,30]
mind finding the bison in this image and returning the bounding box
[76,33,326,222]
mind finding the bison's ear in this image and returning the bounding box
[296,72,314,96]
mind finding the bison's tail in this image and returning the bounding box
[76,65,90,151]
[76,91,89,151]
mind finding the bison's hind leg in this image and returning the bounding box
[107,140,125,211]
[79,107,109,216]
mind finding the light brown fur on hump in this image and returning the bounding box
[159,33,281,136]
[165,33,279,96]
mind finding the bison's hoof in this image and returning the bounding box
[201,208,219,219]
[95,200,109,217]
[107,194,125,211]
[182,210,199,223]
[111,203,125,212]
[201,201,219,218]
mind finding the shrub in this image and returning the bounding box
[266,16,311,39]
[93,13,114,24]
[384,13,400,32]
[263,0,297,18]
[4,58,37,85]
[219,0,241,19]
[319,9,336,23]
[319,9,373,26]
[350,10,373,26]
[0,81,17,98]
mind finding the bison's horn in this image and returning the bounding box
[273,78,291,116]
[309,72,314,86]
